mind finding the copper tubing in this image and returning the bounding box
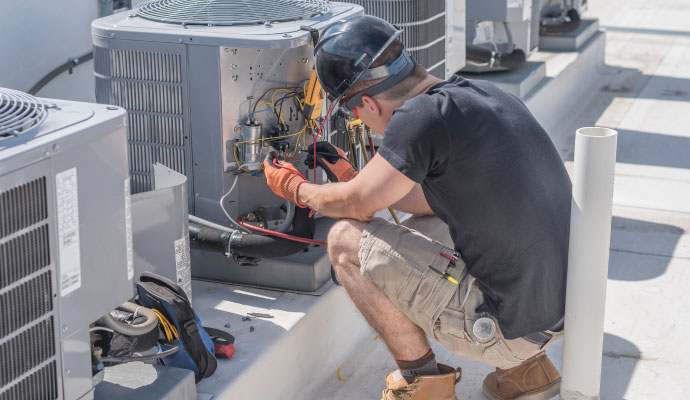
[347,124,358,165]
[365,126,376,159]
[357,124,400,225]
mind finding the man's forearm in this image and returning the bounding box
[297,181,372,221]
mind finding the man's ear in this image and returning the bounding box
[361,95,381,116]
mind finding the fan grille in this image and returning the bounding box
[135,0,331,26]
[0,88,47,140]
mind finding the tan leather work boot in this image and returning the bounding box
[382,363,461,400]
[482,351,561,400]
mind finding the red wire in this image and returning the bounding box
[273,155,307,180]
[313,101,336,183]
[237,219,327,246]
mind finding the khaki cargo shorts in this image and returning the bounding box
[358,215,562,370]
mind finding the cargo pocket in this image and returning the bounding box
[435,308,466,339]
[396,262,428,303]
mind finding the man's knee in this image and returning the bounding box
[327,219,367,268]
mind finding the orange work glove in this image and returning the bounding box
[263,152,308,207]
[305,142,358,183]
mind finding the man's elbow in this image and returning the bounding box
[342,188,374,221]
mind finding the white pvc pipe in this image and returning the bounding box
[561,127,618,399]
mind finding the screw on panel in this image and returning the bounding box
[195,193,200,198]
[106,106,118,110]
[52,143,60,152]
[283,34,291,38]
[62,324,68,332]
[302,58,309,64]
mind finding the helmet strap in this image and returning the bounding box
[343,51,417,110]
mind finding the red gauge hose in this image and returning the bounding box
[368,136,375,159]
[313,101,336,183]
[237,219,327,247]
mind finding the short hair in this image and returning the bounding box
[347,40,428,102]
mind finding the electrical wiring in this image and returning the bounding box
[100,344,180,364]
[252,86,303,114]
[220,165,252,233]
[237,219,327,247]
[312,101,336,183]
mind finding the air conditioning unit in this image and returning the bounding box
[463,0,537,73]
[539,0,586,36]
[0,89,132,400]
[92,0,363,291]
[339,0,466,78]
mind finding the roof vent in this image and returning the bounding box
[0,88,48,140]
[134,0,331,26]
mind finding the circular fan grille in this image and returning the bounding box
[135,0,331,26]
[0,88,48,140]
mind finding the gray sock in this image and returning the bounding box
[396,349,440,384]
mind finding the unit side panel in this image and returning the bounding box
[92,37,192,206]
[52,123,132,340]
[187,45,223,222]
[0,160,63,400]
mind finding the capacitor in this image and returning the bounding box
[240,121,263,170]
[472,317,496,340]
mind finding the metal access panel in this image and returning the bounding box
[0,97,132,400]
[131,163,191,299]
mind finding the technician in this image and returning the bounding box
[264,15,571,400]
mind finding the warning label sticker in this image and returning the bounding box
[174,235,192,303]
[124,178,133,280]
[56,168,81,297]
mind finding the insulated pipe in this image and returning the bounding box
[465,46,527,71]
[541,9,581,36]
[560,127,618,400]
[98,302,159,336]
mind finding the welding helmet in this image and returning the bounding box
[314,15,417,113]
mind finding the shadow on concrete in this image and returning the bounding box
[600,332,641,400]
[608,216,683,280]
[615,129,690,169]
[599,74,690,102]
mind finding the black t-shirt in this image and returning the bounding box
[378,75,571,339]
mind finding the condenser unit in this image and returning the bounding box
[93,0,363,291]
[0,88,132,400]
[463,0,537,73]
[340,0,466,78]
[539,0,586,36]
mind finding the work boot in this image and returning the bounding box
[382,363,461,400]
[482,351,560,400]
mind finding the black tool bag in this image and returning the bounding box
[136,272,217,382]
